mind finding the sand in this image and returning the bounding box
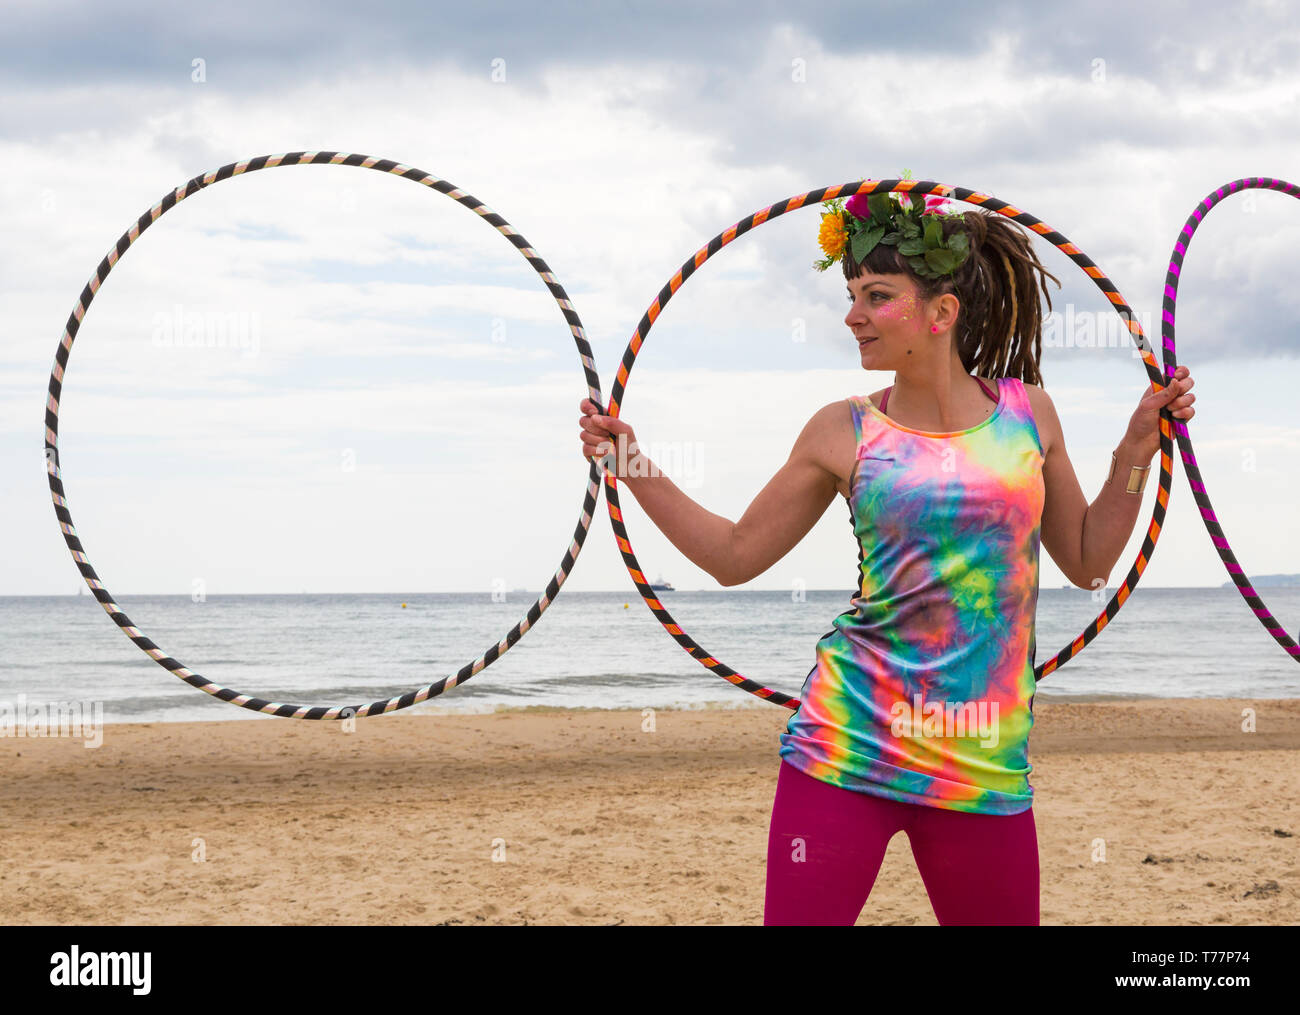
[2,697,1296,925]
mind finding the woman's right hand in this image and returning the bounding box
[579,397,641,475]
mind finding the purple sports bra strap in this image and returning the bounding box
[879,375,999,414]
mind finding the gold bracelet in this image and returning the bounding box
[1108,450,1151,495]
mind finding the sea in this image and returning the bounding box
[2,587,1298,724]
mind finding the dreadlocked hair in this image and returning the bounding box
[841,207,1062,386]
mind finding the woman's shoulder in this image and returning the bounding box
[1014,379,1058,456]
[793,399,862,499]
[807,397,865,435]
[1016,378,1050,411]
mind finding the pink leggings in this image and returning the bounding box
[765,760,1039,925]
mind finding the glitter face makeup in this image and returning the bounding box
[873,292,922,324]
[845,277,933,360]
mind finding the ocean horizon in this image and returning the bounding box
[3,587,1298,724]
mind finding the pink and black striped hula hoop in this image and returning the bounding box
[1162,176,1300,662]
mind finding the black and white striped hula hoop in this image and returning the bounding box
[45,151,606,719]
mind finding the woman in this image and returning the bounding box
[576,189,1196,926]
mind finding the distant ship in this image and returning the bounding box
[649,574,674,591]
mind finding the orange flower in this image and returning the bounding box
[818,211,847,261]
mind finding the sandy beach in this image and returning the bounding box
[2,697,1296,925]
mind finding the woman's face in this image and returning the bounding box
[844,271,929,367]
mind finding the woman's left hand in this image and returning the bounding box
[1126,364,1195,458]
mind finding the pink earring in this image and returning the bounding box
[931,325,939,333]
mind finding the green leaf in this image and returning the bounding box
[851,222,886,261]
[898,237,926,256]
[866,193,892,223]
[924,216,943,248]
[882,231,902,244]
[925,248,959,274]
[947,231,970,257]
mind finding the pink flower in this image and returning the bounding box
[924,194,955,214]
[844,193,872,221]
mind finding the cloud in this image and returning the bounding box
[3,1,1299,593]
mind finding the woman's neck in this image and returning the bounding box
[884,366,997,426]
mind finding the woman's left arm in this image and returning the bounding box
[1029,366,1196,590]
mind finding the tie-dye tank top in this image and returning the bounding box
[778,375,1045,815]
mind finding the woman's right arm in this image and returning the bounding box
[578,398,848,586]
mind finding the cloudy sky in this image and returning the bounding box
[3,0,1299,597]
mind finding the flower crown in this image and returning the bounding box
[814,169,970,279]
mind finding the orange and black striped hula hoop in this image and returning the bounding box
[598,177,1179,710]
[1162,177,1300,663]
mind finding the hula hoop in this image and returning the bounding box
[1162,177,1300,663]
[600,177,1178,709]
[45,151,607,719]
